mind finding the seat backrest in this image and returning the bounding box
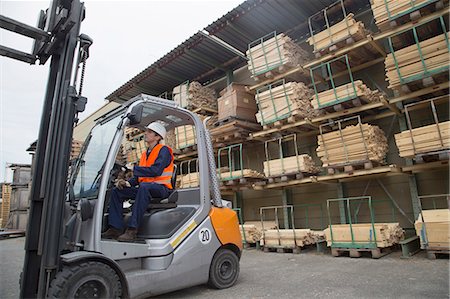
[171,164,177,190]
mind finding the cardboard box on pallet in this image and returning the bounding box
[218,83,257,123]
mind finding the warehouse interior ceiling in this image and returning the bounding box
[106,0,371,103]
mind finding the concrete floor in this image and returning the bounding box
[1,237,449,298]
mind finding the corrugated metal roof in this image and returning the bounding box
[106,0,371,102]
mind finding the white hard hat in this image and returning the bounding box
[146,122,166,139]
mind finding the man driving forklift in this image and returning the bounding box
[102,122,175,242]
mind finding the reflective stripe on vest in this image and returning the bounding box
[138,144,174,189]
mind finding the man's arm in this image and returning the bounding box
[133,146,172,179]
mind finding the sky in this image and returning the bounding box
[0,0,243,182]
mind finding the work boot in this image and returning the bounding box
[117,227,137,242]
[101,227,122,239]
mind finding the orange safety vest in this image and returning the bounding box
[138,144,174,189]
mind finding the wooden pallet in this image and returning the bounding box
[264,171,319,184]
[0,229,25,239]
[210,118,261,147]
[318,96,378,114]
[326,160,382,175]
[394,73,449,95]
[414,149,450,163]
[263,245,302,254]
[331,246,394,259]
[189,105,218,116]
[426,247,450,259]
[262,114,318,133]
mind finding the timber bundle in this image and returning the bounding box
[385,32,449,89]
[241,221,278,243]
[394,121,450,158]
[261,229,326,247]
[263,154,320,177]
[218,168,265,181]
[317,124,388,167]
[256,82,321,125]
[307,13,366,52]
[311,80,385,109]
[177,172,200,188]
[170,114,217,150]
[415,209,450,249]
[324,223,405,247]
[247,33,310,77]
[71,140,84,160]
[173,81,217,110]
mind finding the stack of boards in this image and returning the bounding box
[385,32,449,89]
[324,223,404,247]
[261,229,326,247]
[317,124,388,167]
[247,33,310,78]
[263,154,320,177]
[71,140,84,160]
[307,13,366,52]
[173,81,217,110]
[394,121,450,158]
[241,221,278,244]
[415,209,450,249]
[219,169,265,181]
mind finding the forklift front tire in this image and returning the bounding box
[48,261,123,298]
[208,248,240,289]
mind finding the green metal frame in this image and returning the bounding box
[310,54,358,108]
[255,79,292,125]
[416,194,450,249]
[158,91,172,100]
[327,196,378,249]
[264,134,300,177]
[387,16,449,86]
[353,199,397,224]
[217,143,244,181]
[260,205,296,246]
[308,0,351,53]
[382,0,438,22]
[178,158,199,188]
[175,124,196,150]
[248,31,284,76]
[294,203,326,229]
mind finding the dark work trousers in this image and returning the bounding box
[108,182,170,230]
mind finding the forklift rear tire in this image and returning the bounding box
[47,261,123,298]
[208,248,239,289]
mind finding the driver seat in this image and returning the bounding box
[147,164,178,210]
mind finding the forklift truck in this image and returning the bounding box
[0,1,241,297]
[49,95,242,298]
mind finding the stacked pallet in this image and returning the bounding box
[415,209,450,249]
[218,83,257,122]
[241,221,277,243]
[261,229,326,247]
[71,140,83,160]
[371,0,435,29]
[256,82,320,125]
[394,121,450,158]
[247,33,310,77]
[219,169,265,181]
[1,184,12,228]
[385,32,449,89]
[317,124,388,167]
[173,81,217,110]
[324,223,405,247]
[263,154,320,177]
[307,13,366,52]
[311,80,385,109]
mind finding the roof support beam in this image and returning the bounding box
[199,30,247,60]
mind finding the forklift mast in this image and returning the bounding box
[0,0,91,297]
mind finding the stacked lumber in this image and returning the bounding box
[71,140,83,160]
[307,13,366,52]
[415,209,450,249]
[178,172,199,188]
[1,184,12,228]
[219,169,265,181]
[324,223,405,247]
[175,125,196,149]
[311,80,385,109]
[173,81,217,110]
[263,154,320,177]
[218,83,257,122]
[394,121,450,158]
[241,221,278,243]
[261,229,325,247]
[317,124,388,167]
[123,136,146,165]
[371,0,435,29]
[247,33,310,77]
[385,32,449,89]
[256,81,321,125]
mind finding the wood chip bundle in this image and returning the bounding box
[415,209,450,249]
[263,154,320,177]
[241,221,278,243]
[370,0,434,29]
[311,80,384,109]
[385,32,449,89]
[317,124,388,167]
[173,81,217,110]
[261,229,325,247]
[256,81,320,125]
[394,121,450,158]
[324,223,405,247]
[247,33,310,77]
[307,13,366,52]
[219,169,265,181]
[71,140,84,160]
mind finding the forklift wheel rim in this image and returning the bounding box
[218,260,233,280]
[74,277,109,298]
